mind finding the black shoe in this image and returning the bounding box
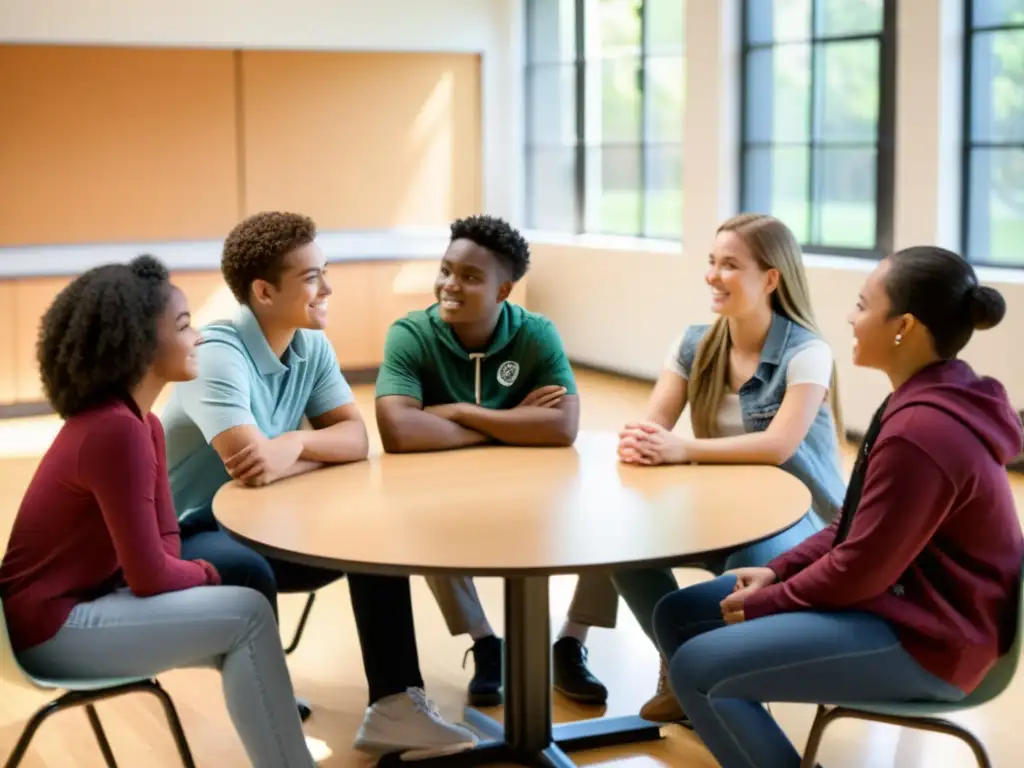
[553,637,608,705]
[296,696,312,722]
[463,635,503,707]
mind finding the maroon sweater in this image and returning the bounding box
[745,360,1023,692]
[0,398,220,653]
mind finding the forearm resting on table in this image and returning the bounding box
[451,404,577,447]
[292,417,369,464]
[686,431,794,465]
[378,405,488,453]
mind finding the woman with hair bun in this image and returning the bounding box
[649,246,1023,768]
[0,256,317,767]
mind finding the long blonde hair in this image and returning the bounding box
[688,213,843,439]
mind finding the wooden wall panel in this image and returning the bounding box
[0,46,239,246]
[323,262,379,370]
[0,283,16,404]
[240,52,481,228]
[12,277,70,402]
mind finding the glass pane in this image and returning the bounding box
[645,56,684,142]
[966,148,1024,265]
[587,0,641,58]
[527,0,577,64]
[646,0,685,55]
[643,144,683,239]
[743,146,811,242]
[745,45,811,143]
[815,0,884,37]
[969,29,1024,143]
[973,0,1024,27]
[527,65,577,145]
[585,145,641,235]
[816,40,880,142]
[814,147,877,248]
[585,57,641,143]
[526,148,577,231]
[746,0,811,45]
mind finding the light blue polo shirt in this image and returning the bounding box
[162,305,354,525]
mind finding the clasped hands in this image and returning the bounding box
[719,567,776,624]
[617,421,690,465]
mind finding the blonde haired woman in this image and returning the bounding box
[614,214,846,724]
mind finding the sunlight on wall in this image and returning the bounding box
[392,72,455,226]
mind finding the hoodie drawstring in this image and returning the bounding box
[470,353,484,405]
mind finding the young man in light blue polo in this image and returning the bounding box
[161,212,476,760]
[375,214,619,708]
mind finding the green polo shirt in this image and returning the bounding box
[375,302,577,408]
[163,305,353,524]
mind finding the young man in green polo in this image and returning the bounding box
[375,214,620,707]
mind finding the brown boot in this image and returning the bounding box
[638,658,686,723]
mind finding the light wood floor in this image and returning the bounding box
[1,370,1021,767]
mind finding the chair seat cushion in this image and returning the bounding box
[26,673,152,692]
[832,700,969,718]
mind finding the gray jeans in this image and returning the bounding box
[18,586,313,768]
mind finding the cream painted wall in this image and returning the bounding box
[526,0,1024,433]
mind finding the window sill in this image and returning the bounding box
[524,230,682,254]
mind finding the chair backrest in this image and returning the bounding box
[962,561,1024,705]
[0,601,44,691]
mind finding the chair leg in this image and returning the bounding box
[143,681,198,768]
[85,705,119,768]
[3,699,61,768]
[803,706,992,768]
[285,592,317,656]
[800,705,833,768]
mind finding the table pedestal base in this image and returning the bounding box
[378,575,663,767]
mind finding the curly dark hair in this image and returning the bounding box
[450,215,531,281]
[37,255,171,419]
[221,212,317,304]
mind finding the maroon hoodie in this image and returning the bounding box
[744,360,1023,692]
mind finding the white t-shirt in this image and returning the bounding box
[662,333,833,436]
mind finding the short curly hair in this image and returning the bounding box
[221,212,317,304]
[450,215,530,281]
[37,255,171,419]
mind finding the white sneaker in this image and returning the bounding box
[353,687,477,760]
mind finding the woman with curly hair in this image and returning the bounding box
[0,256,316,768]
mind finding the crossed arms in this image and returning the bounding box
[212,403,369,486]
[376,385,579,453]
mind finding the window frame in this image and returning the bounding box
[737,0,897,259]
[523,0,685,239]
[961,1,1024,268]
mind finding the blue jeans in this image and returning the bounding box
[652,576,965,768]
[614,510,824,642]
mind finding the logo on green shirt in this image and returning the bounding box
[497,360,520,387]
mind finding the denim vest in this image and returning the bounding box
[676,313,846,525]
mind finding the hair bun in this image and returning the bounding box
[968,284,1006,330]
[129,254,169,283]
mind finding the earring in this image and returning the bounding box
[895,333,903,346]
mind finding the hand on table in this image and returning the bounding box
[226,434,303,487]
[617,422,688,465]
[719,567,777,624]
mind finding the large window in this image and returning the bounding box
[740,0,896,256]
[964,0,1024,266]
[524,0,686,239]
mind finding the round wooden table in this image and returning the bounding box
[214,430,811,767]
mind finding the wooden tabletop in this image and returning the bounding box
[213,430,812,576]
